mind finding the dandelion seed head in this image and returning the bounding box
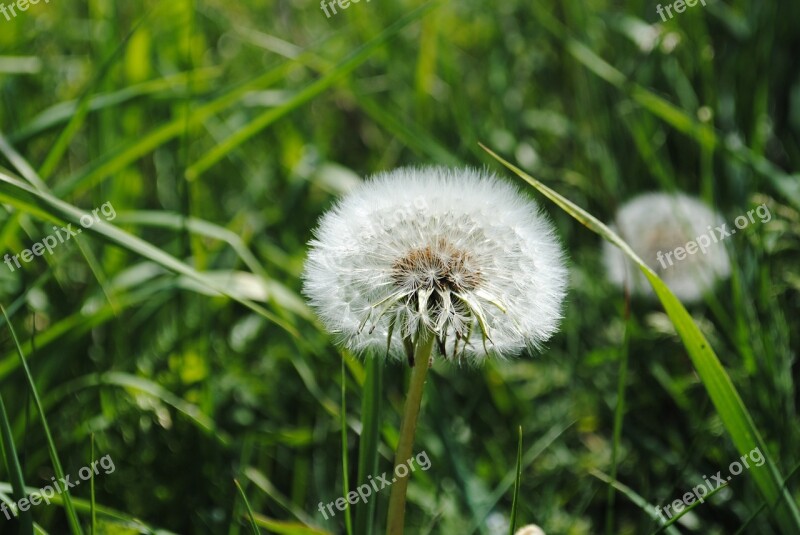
[602,192,731,303]
[514,525,546,535]
[303,166,568,363]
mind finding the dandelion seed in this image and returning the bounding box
[602,192,731,303]
[303,166,568,363]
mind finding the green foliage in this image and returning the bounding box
[1,0,799,533]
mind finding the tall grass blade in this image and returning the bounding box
[341,356,353,535]
[0,389,33,534]
[508,426,522,535]
[589,469,681,535]
[354,357,383,535]
[234,479,261,534]
[0,170,299,339]
[90,433,97,535]
[184,1,440,180]
[529,7,800,211]
[0,482,179,534]
[482,144,800,534]
[606,317,630,535]
[1,305,83,535]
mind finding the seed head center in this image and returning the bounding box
[392,240,481,292]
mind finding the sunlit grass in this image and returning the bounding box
[0,0,798,533]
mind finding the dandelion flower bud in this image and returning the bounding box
[302,166,568,363]
[602,192,731,303]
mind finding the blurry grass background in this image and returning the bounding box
[1,0,800,533]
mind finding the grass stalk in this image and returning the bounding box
[1,306,83,535]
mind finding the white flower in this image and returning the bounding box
[602,192,731,303]
[303,166,568,363]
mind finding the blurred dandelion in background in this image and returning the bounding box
[602,192,731,303]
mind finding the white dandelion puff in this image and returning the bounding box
[302,166,568,364]
[602,192,731,303]
[514,525,546,535]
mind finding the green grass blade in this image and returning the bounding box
[86,213,309,320]
[606,317,631,535]
[8,68,221,143]
[52,58,299,197]
[184,1,440,181]
[530,9,800,211]
[224,29,459,168]
[0,288,158,382]
[113,212,314,313]
[353,94,461,167]
[483,144,800,534]
[0,389,34,534]
[733,462,800,535]
[0,170,299,339]
[341,356,353,535]
[0,134,118,311]
[36,8,156,181]
[234,479,261,534]
[0,132,49,190]
[649,481,730,534]
[244,466,320,528]
[252,514,332,535]
[354,357,383,535]
[90,434,97,535]
[466,421,574,535]
[46,371,231,446]
[589,470,681,535]
[1,305,83,535]
[508,426,523,535]
[114,211,271,278]
[0,482,179,534]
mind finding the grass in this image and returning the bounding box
[1,0,799,533]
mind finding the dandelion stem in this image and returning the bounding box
[385,327,435,535]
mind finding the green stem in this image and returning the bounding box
[385,328,435,535]
[0,393,33,535]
